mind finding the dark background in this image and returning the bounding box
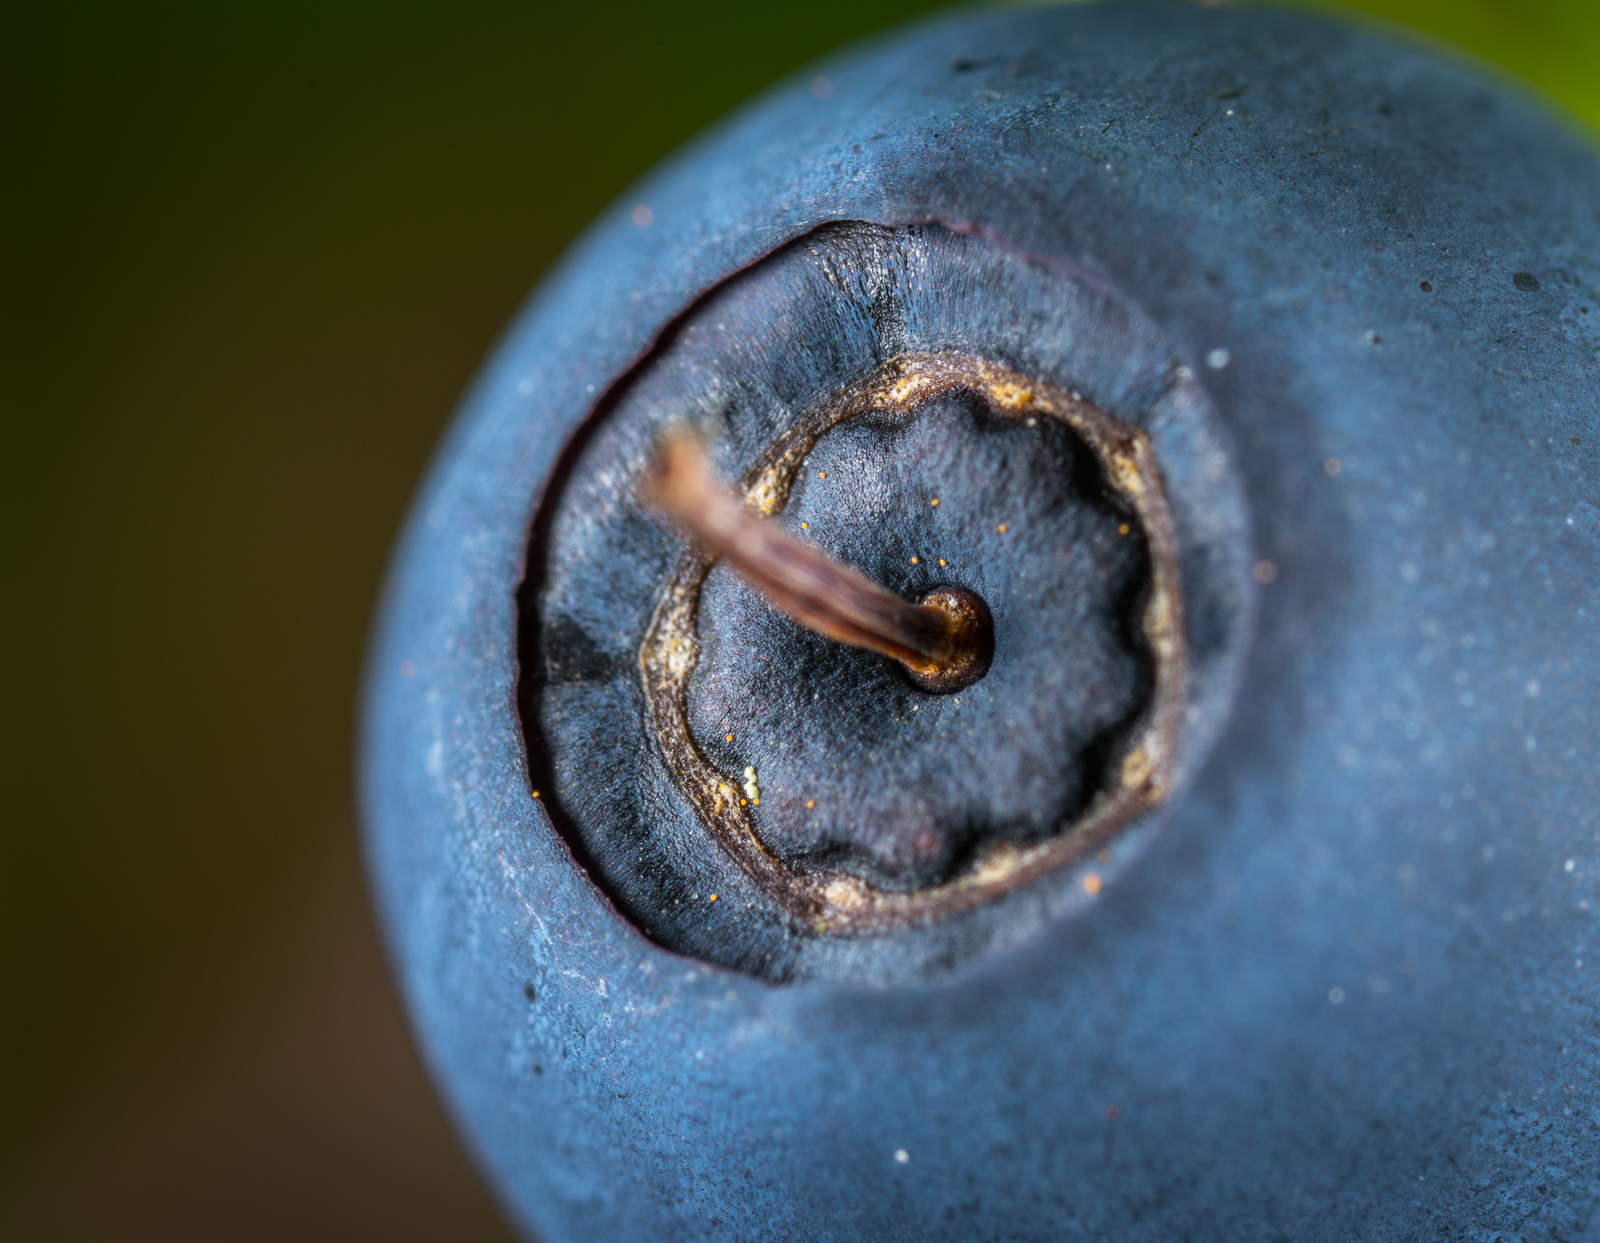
[2,1,1595,1238]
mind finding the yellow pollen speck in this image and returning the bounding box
[709,894,718,901]
[726,733,734,741]
[939,559,947,566]
[1122,745,1154,788]
[1119,524,1130,535]
[801,522,809,529]
[998,523,1009,533]
[931,498,940,506]
[806,799,816,809]
[532,790,540,799]
[911,556,919,564]
[820,471,827,478]
[1084,873,1103,895]
[741,798,748,805]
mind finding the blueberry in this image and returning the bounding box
[362,4,1600,1240]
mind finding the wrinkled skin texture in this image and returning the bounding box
[362,4,1600,1240]
[687,390,1148,886]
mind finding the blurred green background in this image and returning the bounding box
[2,0,1595,1237]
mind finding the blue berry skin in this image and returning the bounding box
[361,3,1600,1240]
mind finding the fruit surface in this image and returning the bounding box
[361,3,1600,1239]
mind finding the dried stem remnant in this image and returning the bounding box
[641,429,990,692]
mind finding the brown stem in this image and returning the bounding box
[640,430,990,692]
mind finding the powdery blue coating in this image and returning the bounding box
[361,3,1600,1240]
